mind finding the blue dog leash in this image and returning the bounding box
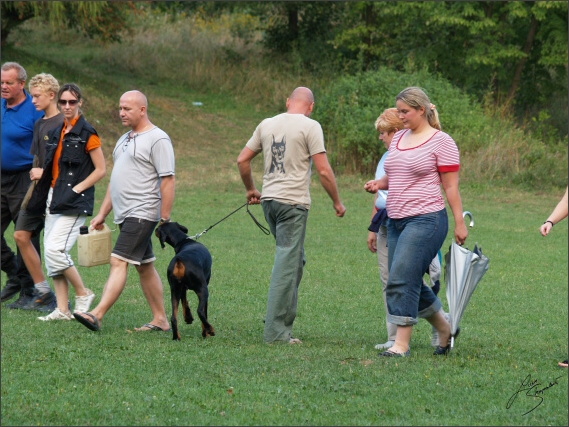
[190,203,270,240]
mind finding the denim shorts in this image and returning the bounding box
[112,217,157,265]
[385,209,448,325]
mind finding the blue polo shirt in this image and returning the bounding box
[1,90,44,172]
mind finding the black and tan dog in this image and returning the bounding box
[155,221,215,341]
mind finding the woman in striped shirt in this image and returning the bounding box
[364,87,468,357]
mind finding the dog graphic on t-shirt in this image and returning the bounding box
[269,135,285,175]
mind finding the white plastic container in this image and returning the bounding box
[77,223,111,267]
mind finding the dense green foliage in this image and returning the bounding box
[2,1,567,191]
[2,1,567,136]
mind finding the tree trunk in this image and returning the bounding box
[507,14,538,103]
[288,5,299,41]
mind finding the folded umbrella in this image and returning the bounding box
[444,211,490,348]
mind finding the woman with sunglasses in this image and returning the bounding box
[30,83,106,321]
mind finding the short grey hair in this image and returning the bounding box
[1,62,27,82]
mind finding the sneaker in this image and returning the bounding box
[0,280,22,302]
[38,308,74,321]
[22,291,57,312]
[5,292,35,309]
[375,340,395,350]
[74,289,95,313]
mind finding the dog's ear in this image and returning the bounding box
[177,223,188,234]
[155,225,166,249]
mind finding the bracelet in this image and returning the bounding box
[159,218,170,225]
[544,220,554,226]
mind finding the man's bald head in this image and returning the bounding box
[119,90,152,132]
[120,90,148,108]
[286,87,315,117]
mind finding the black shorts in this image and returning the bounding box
[14,209,45,237]
[112,217,157,265]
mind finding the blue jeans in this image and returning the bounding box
[261,200,308,343]
[386,209,447,326]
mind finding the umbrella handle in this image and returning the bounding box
[463,211,474,227]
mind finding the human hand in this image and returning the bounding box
[29,167,43,181]
[90,214,106,231]
[334,202,346,217]
[364,180,379,194]
[454,222,468,245]
[540,221,553,236]
[367,230,377,253]
[246,189,261,205]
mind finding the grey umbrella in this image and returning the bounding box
[444,211,490,348]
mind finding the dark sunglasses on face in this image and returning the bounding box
[58,99,79,106]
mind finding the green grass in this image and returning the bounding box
[1,184,567,426]
[1,20,568,427]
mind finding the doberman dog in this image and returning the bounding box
[155,221,215,341]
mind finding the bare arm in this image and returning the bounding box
[364,175,388,193]
[159,175,175,220]
[90,183,113,230]
[237,146,261,205]
[312,152,345,217]
[540,186,568,236]
[440,171,467,245]
[367,193,379,253]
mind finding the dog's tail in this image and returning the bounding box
[172,259,185,281]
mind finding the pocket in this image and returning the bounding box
[60,136,86,165]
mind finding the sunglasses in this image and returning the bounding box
[58,99,79,106]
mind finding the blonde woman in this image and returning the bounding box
[365,87,467,357]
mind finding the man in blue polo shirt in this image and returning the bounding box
[1,62,44,305]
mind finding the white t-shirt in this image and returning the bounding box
[110,126,175,223]
[246,113,326,209]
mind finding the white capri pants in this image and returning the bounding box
[44,188,86,277]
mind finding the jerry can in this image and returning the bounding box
[77,223,111,267]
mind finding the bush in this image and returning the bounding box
[313,68,567,190]
[312,68,488,174]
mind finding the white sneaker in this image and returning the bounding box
[74,289,95,313]
[38,307,74,321]
[375,340,395,350]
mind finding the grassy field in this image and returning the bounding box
[1,183,567,426]
[1,22,568,427]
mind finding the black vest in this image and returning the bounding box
[25,115,98,216]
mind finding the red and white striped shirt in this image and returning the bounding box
[384,129,460,219]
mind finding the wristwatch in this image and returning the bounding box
[159,218,170,225]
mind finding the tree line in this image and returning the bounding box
[2,1,567,136]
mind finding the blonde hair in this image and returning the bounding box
[375,107,403,133]
[395,87,441,130]
[29,73,60,95]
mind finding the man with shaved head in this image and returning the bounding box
[238,86,346,344]
[74,90,175,333]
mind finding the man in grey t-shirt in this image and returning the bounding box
[74,90,174,333]
[237,86,346,344]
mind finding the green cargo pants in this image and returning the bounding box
[261,200,308,343]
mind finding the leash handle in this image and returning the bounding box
[246,204,270,235]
